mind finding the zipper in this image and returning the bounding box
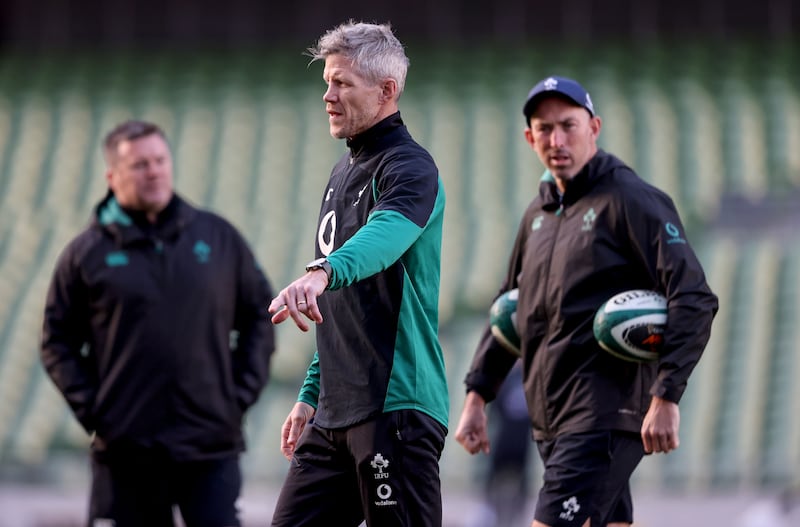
[540,200,566,437]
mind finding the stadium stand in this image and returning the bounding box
[682,236,737,491]
[0,42,798,503]
[761,246,800,486]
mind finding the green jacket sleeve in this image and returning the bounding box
[326,209,422,289]
[297,352,321,408]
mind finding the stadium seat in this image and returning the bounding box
[760,245,800,485]
[0,46,799,497]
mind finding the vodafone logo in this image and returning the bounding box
[317,211,336,256]
[374,483,397,507]
[377,484,392,499]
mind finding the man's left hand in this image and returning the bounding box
[641,395,680,454]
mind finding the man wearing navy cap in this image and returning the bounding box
[522,75,596,118]
[455,76,718,526]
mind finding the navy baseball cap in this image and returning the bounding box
[522,76,595,122]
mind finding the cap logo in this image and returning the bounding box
[543,77,558,90]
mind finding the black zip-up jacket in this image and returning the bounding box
[41,192,275,461]
[465,150,718,441]
[297,112,449,430]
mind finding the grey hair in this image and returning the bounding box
[307,21,409,95]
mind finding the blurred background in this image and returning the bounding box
[0,1,798,525]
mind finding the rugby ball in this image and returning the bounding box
[593,290,667,363]
[489,289,520,356]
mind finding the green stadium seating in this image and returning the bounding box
[761,246,800,485]
[0,45,798,497]
[683,236,737,491]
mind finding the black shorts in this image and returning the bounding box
[89,449,241,527]
[534,430,645,526]
[271,409,447,527]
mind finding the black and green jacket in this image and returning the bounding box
[41,192,275,460]
[297,112,449,430]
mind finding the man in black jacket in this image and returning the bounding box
[41,120,276,527]
[455,76,718,527]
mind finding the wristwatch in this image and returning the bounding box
[305,257,332,282]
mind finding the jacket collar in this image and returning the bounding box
[540,149,613,210]
[95,191,195,246]
[345,112,404,158]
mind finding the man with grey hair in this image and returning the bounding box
[268,21,449,527]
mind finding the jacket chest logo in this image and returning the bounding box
[193,240,211,263]
[318,211,336,256]
[531,215,544,231]
[581,208,597,231]
[105,251,129,267]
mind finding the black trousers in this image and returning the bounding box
[271,409,447,527]
[89,449,242,527]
